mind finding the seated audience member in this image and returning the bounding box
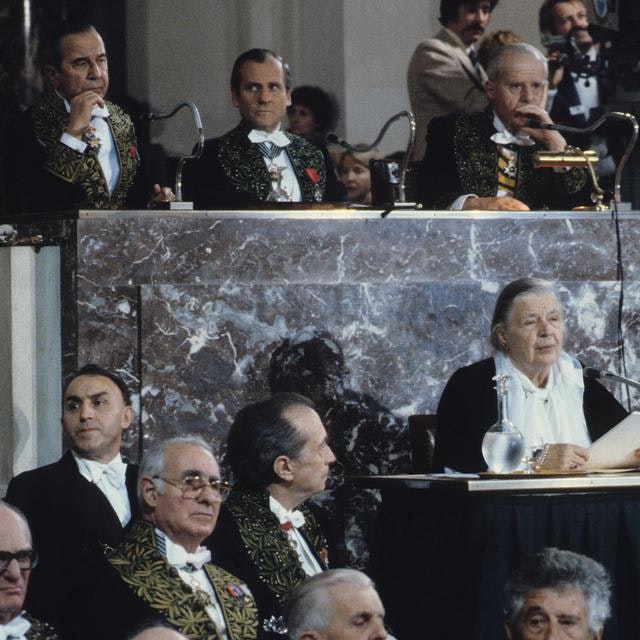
[505,548,611,640]
[129,626,187,640]
[4,21,172,213]
[417,43,590,211]
[5,364,139,639]
[407,0,499,161]
[284,569,388,640]
[0,502,58,640]
[75,436,258,640]
[206,393,337,638]
[268,330,410,569]
[433,277,629,473]
[476,29,522,69]
[336,148,382,205]
[287,86,339,145]
[186,48,344,208]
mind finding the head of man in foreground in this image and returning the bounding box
[285,569,387,640]
[0,502,37,626]
[505,547,611,640]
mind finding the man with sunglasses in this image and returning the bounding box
[0,502,57,640]
[207,393,337,638]
[5,364,139,638]
[72,436,258,640]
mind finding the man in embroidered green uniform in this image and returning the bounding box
[417,43,590,211]
[206,393,337,639]
[5,20,172,213]
[185,48,345,208]
[72,437,259,640]
[0,502,58,640]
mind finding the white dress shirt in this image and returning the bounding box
[247,128,302,202]
[73,452,131,526]
[160,531,229,640]
[0,614,31,640]
[58,94,121,195]
[269,495,323,576]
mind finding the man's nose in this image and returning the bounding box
[326,446,337,464]
[79,400,95,421]
[3,558,22,582]
[87,61,102,78]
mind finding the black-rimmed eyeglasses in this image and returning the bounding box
[153,475,232,501]
[0,550,38,574]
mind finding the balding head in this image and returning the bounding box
[0,502,34,624]
[129,626,188,640]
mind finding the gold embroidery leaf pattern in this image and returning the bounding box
[31,91,138,209]
[106,521,258,640]
[226,490,329,603]
[25,614,59,640]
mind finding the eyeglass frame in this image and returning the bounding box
[152,475,232,501]
[0,549,38,575]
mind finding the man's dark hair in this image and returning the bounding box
[227,392,316,489]
[539,0,581,34]
[230,48,292,94]
[63,364,132,406]
[37,20,98,70]
[439,0,499,26]
[287,86,339,135]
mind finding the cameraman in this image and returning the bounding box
[539,0,614,180]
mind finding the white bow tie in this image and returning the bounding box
[490,130,535,147]
[167,545,212,571]
[277,509,306,530]
[0,615,31,640]
[248,129,291,147]
[102,463,126,490]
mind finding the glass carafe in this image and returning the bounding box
[481,374,525,473]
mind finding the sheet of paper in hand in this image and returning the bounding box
[586,412,640,470]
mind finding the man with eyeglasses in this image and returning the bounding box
[417,42,590,211]
[5,364,139,639]
[0,501,57,640]
[206,393,337,639]
[71,436,258,640]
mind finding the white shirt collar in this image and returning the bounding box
[269,495,305,528]
[247,127,291,147]
[73,452,126,484]
[0,614,31,640]
[490,113,535,147]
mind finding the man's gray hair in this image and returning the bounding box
[0,500,32,543]
[137,436,214,506]
[505,548,611,633]
[285,569,375,639]
[487,42,549,82]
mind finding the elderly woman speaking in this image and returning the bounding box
[433,277,628,473]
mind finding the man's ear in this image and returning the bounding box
[594,626,604,640]
[504,623,514,640]
[43,65,60,91]
[485,79,495,101]
[231,87,240,108]
[139,477,158,508]
[273,455,294,482]
[121,405,134,431]
[285,87,292,108]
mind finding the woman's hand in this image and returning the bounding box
[535,443,589,471]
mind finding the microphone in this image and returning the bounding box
[583,367,640,391]
[526,119,569,132]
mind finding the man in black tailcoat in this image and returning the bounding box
[5,364,139,638]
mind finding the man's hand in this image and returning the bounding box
[463,195,530,211]
[537,444,589,471]
[149,184,176,204]
[547,52,565,90]
[517,104,567,152]
[66,90,106,139]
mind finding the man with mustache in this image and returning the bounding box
[206,393,337,638]
[407,0,498,161]
[72,437,259,640]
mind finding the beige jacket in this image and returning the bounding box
[407,27,488,161]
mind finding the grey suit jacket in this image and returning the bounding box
[407,27,488,161]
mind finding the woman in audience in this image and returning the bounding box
[336,148,382,205]
[433,277,629,472]
[287,85,338,144]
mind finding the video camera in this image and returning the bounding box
[542,33,602,79]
